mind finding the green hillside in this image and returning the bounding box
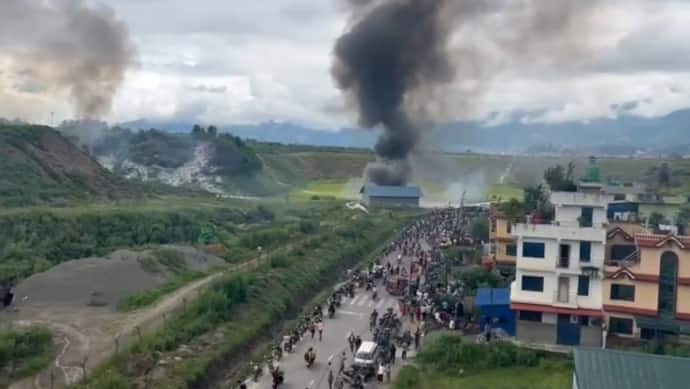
[0,125,149,207]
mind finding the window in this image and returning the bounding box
[522,275,544,292]
[506,244,517,257]
[580,207,594,227]
[610,244,635,261]
[506,222,512,233]
[610,284,635,301]
[519,311,542,322]
[580,242,591,262]
[609,317,633,335]
[613,194,626,201]
[578,276,590,296]
[522,242,545,258]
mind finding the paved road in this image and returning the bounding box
[247,248,425,389]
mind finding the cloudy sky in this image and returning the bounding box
[3,0,690,130]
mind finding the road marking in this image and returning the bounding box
[356,297,367,306]
[367,300,375,307]
[339,310,364,318]
[348,296,360,305]
[375,299,385,309]
[309,379,314,387]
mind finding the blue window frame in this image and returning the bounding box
[578,276,590,296]
[580,242,591,262]
[522,275,544,292]
[522,242,545,258]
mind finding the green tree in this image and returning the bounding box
[498,199,525,223]
[544,163,577,191]
[648,212,668,226]
[207,125,218,137]
[191,124,204,137]
[470,218,489,242]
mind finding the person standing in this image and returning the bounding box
[309,321,316,339]
[347,331,356,353]
[385,363,392,383]
[317,320,324,341]
[390,343,397,364]
[327,362,334,389]
[355,335,362,352]
[339,351,347,373]
[414,327,421,349]
[377,363,384,382]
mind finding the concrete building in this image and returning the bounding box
[359,184,422,208]
[510,190,614,346]
[603,233,690,339]
[488,204,517,272]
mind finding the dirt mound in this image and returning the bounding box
[14,246,225,309]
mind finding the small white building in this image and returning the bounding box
[510,189,614,346]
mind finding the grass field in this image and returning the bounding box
[394,333,573,389]
[395,359,572,389]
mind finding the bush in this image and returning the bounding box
[393,365,422,389]
[0,326,53,382]
[417,334,539,374]
[298,220,318,234]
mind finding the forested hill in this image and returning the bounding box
[0,125,138,207]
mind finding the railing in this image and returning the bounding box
[553,291,577,306]
[557,257,570,268]
[605,250,639,267]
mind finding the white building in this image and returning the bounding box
[510,190,614,346]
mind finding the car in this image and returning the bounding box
[353,341,379,378]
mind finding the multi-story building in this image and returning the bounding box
[604,233,690,339]
[510,190,613,346]
[489,204,517,271]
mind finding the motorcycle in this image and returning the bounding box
[372,289,378,301]
[273,345,283,361]
[328,304,336,319]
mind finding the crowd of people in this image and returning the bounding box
[238,207,483,389]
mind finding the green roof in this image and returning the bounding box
[574,347,690,389]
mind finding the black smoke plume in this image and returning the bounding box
[333,0,605,187]
[0,0,137,119]
[333,0,454,186]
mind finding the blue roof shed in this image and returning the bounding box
[475,288,516,336]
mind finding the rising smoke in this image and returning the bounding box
[332,0,604,186]
[0,0,136,119]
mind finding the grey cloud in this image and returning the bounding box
[0,0,137,118]
[187,84,227,94]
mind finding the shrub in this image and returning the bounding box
[393,365,422,389]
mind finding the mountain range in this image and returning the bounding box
[120,108,690,156]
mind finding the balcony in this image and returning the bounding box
[512,223,607,242]
[557,257,570,269]
[553,290,578,307]
[550,191,613,208]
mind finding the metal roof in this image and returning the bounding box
[360,184,422,198]
[574,347,690,389]
[475,288,510,306]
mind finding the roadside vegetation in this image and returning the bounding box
[78,208,410,388]
[116,270,206,312]
[0,202,280,284]
[394,333,572,389]
[0,326,54,386]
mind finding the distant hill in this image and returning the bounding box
[0,125,137,206]
[82,125,275,196]
[120,108,690,155]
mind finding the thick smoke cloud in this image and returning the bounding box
[0,0,136,119]
[333,0,455,185]
[332,0,604,186]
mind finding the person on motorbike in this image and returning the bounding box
[372,287,378,301]
[328,302,336,318]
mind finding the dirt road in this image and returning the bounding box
[8,254,270,389]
